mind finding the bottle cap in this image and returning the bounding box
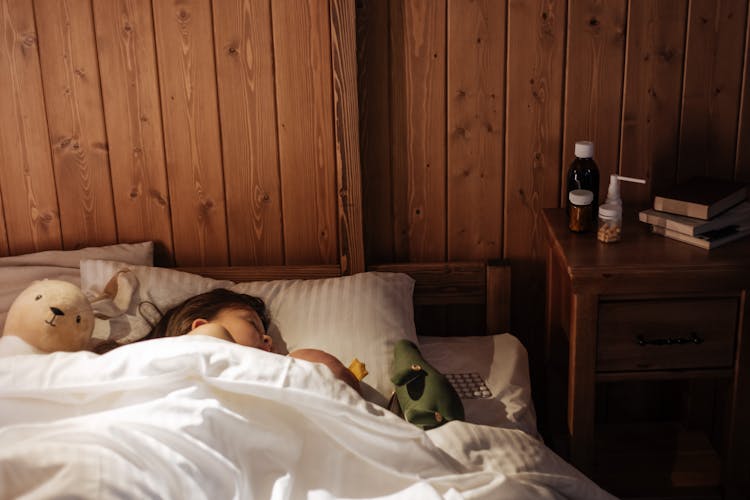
[598,203,621,218]
[569,189,593,205]
[574,141,594,159]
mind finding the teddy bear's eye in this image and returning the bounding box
[76,315,81,324]
[35,295,42,301]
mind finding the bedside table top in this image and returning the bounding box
[542,207,750,293]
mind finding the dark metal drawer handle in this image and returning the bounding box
[636,332,704,346]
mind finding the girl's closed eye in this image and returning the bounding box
[211,308,271,351]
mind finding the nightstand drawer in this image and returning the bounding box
[597,298,737,372]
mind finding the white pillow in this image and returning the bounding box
[0,242,154,333]
[80,260,417,404]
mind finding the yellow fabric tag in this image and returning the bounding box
[348,358,368,381]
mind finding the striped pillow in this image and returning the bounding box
[80,260,417,404]
[233,273,416,403]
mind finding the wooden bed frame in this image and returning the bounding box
[179,260,511,337]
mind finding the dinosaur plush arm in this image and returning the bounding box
[389,339,464,430]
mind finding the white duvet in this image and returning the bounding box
[0,336,615,500]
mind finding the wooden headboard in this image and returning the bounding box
[180,260,511,336]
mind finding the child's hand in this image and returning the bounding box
[188,322,234,342]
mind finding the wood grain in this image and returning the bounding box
[0,189,7,256]
[727,289,750,496]
[562,0,627,205]
[390,0,446,262]
[369,260,508,336]
[34,0,116,249]
[447,0,504,261]
[679,0,747,182]
[357,0,394,263]
[212,0,283,266]
[0,0,62,254]
[330,0,365,274]
[486,260,511,334]
[369,260,486,304]
[568,292,597,473]
[92,0,173,262]
[152,0,228,266]
[178,264,342,281]
[597,298,738,372]
[505,0,565,352]
[619,0,688,206]
[272,0,337,265]
[544,206,750,495]
[737,4,750,182]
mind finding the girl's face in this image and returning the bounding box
[200,307,272,351]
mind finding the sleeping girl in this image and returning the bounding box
[144,288,362,395]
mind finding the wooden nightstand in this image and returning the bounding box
[542,208,750,499]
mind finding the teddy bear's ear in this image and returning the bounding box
[87,270,138,319]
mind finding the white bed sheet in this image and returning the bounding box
[418,334,537,437]
[0,336,615,500]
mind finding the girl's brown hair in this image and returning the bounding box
[144,288,270,341]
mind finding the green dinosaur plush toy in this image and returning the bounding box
[390,339,464,430]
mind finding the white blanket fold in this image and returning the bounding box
[0,336,614,500]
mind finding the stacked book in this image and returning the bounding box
[639,177,750,249]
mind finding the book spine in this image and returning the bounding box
[653,197,710,220]
[650,225,710,249]
[638,211,695,236]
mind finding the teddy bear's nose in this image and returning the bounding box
[50,307,65,316]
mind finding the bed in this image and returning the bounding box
[0,244,615,499]
[0,1,616,494]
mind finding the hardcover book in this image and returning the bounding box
[651,223,750,250]
[639,202,750,236]
[653,177,748,220]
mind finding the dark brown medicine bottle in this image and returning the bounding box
[566,141,600,223]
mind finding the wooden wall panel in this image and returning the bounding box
[738,3,750,182]
[0,189,7,256]
[357,0,393,263]
[272,0,338,265]
[212,0,283,266]
[153,0,228,266]
[505,0,566,348]
[447,0,504,261]
[562,0,627,204]
[34,0,116,249]
[679,0,747,182]
[1,0,356,268]
[92,0,173,263]
[619,0,688,207]
[330,0,365,274]
[390,0,446,262]
[0,0,62,254]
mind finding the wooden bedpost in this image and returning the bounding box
[486,260,511,334]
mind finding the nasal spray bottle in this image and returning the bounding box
[597,174,646,243]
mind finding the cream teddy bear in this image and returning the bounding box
[1,280,94,354]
